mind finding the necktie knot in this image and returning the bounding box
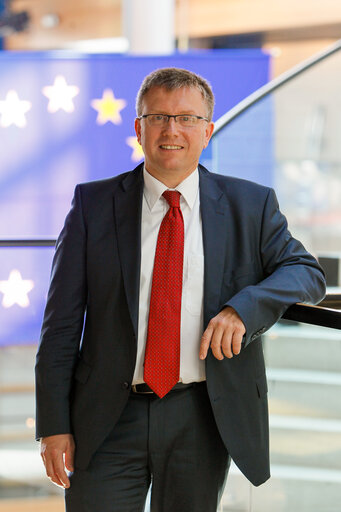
[163,190,181,208]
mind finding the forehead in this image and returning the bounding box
[141,86,206,113]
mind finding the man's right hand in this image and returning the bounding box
[40,433,75,488]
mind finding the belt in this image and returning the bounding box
[131,382,200,395]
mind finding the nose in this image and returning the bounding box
[162,117,179,134]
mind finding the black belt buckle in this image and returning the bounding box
[131,384,154,394]
[131,382,199,395]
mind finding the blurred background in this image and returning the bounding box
[0,1,341,511]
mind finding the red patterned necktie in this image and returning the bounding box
[144,190,184,398]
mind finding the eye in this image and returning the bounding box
[153,114,165,121]
[179,116,191,123]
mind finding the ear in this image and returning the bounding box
[203,121,214,149]
[135,118,142,145]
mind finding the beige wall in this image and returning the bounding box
[264,39,337,77]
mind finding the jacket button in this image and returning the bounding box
[121,381,130,390]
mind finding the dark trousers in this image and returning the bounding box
[65,382,230,512]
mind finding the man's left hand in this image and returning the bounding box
[199,306,246,360]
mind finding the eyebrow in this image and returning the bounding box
[147,110,200,115]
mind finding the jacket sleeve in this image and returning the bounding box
[35,185,87,439]
[226,187,326,347]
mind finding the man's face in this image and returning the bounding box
[135,86,214,184]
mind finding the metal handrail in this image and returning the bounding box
[0,239,340,329]
[283,301,341,330]
[213,39,341,136]
[319,294,341,310]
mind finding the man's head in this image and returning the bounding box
[135,68,215,187]
[136,67,215,122]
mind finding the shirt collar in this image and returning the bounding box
[143,166,199,212]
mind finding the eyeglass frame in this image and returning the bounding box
[137,113,209,126]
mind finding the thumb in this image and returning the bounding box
[199,324,213,360]
[64,441,75,472]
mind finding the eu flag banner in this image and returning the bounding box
[0,247,53,346]
[0,50,270,346]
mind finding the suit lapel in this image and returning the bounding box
[114,164,229,335]
[114,165,144,338]
[199,166,229,327]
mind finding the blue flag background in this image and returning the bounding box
[0,50,270,346]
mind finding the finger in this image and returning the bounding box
[232,330,244,355]
[53,458,70,488]
[44,446,69,488]
[221,330,233,359]
[199,324,214,359]
[210,325,224,360]
[50,471,65,488]
[45,457,64,488]
[40,450,46,466]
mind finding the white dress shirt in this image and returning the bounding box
[132,167,205,384]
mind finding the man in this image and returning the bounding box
[36,67,326,512]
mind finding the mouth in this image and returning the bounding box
[159,145,183,150]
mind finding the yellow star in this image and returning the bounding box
[0,90,32,128]
[0,269,34,308]
[42,75,79,113]
[91,89,127,125]
[126,136,144,162]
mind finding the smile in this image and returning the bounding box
[159,145,183,150]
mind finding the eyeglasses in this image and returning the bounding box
[137,114,209,127]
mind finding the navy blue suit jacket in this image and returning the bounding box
[36,164,326,486]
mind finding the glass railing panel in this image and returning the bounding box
[272,51,341,256]
[0,246,61,504]
[248,321,341,512]
[217,321,341,512]
[0,342,65,508]
[209,47,341,259]
[209,44,341,511]
[210,95,275,188]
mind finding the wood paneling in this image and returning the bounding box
[6,0,341,51]
[6,0,121,50]
[178,0,341,38]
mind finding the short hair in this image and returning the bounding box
[136,67,215,121]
